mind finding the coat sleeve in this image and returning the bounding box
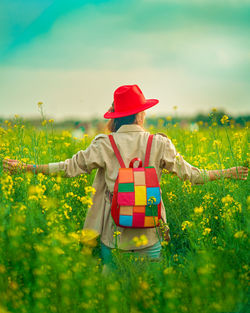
[48,135,106,177]
[160,137,209,185]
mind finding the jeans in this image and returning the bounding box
[101,240,162,265]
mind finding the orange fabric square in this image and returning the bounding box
[120,206,133,215]
[133,206,145,213]
[119,168,134,183]
[144,216,158,227]
[134,171,146,186]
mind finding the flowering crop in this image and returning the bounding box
[0,116,248,313]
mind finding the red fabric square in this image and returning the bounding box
[132,213,145,227]
[145,167,159,187]
[118,192,135,206]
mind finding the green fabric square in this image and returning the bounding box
[145,205,158,216]
[118,183,134,193]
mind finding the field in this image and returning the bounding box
[0,116,249,313]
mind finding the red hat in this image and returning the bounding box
[104,84,159,119]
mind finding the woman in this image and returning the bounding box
[3,84,248,265]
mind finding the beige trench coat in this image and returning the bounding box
[49,124,208,250]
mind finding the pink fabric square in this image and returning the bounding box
[132,213,145,227]
[118,192,135,206]
[133,168,144,172]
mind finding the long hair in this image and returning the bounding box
[106,102,137,132]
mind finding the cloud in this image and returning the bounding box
[2,0,249,84]
[0,0,249,118]
[0,0,115,60]
[0,0,55,51]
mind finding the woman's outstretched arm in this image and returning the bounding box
[2,135,106,177]
[160,136,248,184]
[2,159,49,175]
[206,167,248,181]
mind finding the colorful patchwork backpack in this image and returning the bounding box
[109,134,162,228]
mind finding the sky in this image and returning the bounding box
[0,0,249,121]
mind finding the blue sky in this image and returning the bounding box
[0,0,249,120]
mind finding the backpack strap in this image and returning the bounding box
[108,135,126,168]
[144,134,154,167]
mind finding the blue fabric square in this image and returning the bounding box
[147,187,161,205]
[119,215,133,227]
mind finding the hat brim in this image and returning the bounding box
[103,99,159,119]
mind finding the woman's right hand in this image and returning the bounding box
[226,166,248,180]
[2,159,26,174]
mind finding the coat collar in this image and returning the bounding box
[116,124,146,133]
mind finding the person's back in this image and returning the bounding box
[84,119,210,250]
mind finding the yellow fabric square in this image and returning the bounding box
[144,216,158,227]
[120,206,133,215]
[135,186,147,206]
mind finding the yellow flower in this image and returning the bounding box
[166,191,177,202]
[213,140,221,148]
[200,137,207,142]
[37,173,46,181]
[221,195,234,204]
[234,231,246,239]
[132,235,148,247]
[62,130,72,138]
[140,281,149,290]
[68,232,80,242]
[203,228,211,235]
[0,264,6,273]
[64,210,70,219]
[28,195,38,201]
[53,247,65,255]
[80,229,99,247]
[85,186,96,195]
[194,206,203,214]
[148,196,156,205]
[161,241,169,247]
[28,185,45,198]
[113,231,121,238]
[163,266,175,275]
[247,196,250,208]
[181,220,192,231]
[37,101,43,108]
[221,115,229,124]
